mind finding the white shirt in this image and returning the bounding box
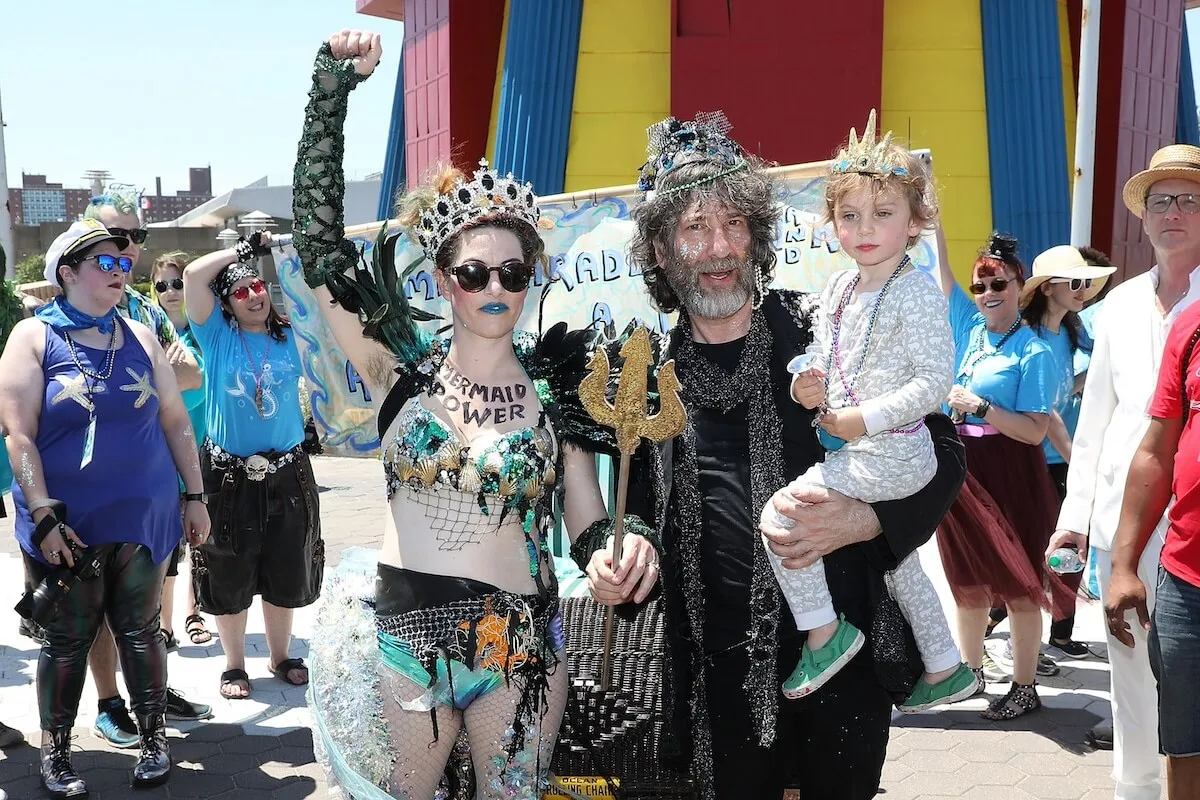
[1057,264,1200,551]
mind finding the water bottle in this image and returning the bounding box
[1047,547,1084,575]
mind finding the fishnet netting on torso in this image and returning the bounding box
[401,485,505,552]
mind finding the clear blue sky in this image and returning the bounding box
[0,1,403,197]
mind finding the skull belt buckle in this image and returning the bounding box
[245,455,270,482]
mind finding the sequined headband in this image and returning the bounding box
[831,109,910,178]
[637,111,748,199]
[211,262,259,297]
[415,159,541,263]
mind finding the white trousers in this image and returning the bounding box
[1095,537,1165,800]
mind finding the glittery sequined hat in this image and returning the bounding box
[831,110,910,178]
[637,111,748,199]
[415,159,541,262]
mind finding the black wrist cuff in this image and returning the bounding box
[569,514,661,572]
[31,501,67,548]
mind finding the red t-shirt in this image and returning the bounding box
[1149,301,1200,587]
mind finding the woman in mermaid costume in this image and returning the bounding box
[292,30,658,800]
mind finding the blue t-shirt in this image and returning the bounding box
[1031,322,1094,464]
[0,437,12,498]
[177,326,207,446]
[947,285,1058,423]
[191,311,305,457]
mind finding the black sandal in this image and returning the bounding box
[220,668,251,700]
[185,614,212,645]
[161,629,179,652]
[980,681,1040,721]
[269,658,309,686]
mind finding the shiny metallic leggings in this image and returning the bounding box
[25,544,169,731]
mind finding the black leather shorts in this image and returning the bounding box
[192,444,324,615]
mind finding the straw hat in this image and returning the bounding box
[1122,144,1200,218]
[1020,245,1116,307]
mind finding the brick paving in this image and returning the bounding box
[0,456,1155,798]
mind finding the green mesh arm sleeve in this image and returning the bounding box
[292,42,371,290]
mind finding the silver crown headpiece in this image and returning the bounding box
[415,160,541,261]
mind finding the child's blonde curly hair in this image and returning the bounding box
[824,145,938,249]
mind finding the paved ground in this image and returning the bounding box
[0,456,1158,798]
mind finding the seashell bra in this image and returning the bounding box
[382,396,557,527]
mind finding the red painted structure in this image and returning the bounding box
[402,0,505,188]
[356,0,404,22]
[670,0,885,166]
[1073,0,1186,279]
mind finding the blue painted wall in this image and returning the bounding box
[377,47,407,221]
[981,0,1071,265]
[1178,21,1200,147]
[493,0,584,195]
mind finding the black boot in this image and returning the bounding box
[40,728,88,799]
[131,713,170,788]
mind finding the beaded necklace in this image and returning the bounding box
[816,257,910,449]
[62,325,119,468]
[957,316,1023,387]
[238,329,273,416]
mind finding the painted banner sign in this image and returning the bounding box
[276,156,939,456]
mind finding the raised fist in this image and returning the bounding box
[329,29,383,77]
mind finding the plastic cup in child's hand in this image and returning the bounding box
[787,354,821,376]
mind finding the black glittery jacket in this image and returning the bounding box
[621,288,968,781]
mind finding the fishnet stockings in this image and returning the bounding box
[378,659,568,799]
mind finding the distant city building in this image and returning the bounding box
[7,174,90,225]
[7,167,215,225]
[142,167,214,223]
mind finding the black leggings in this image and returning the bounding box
[990,461,1076,639]
[692,639,892,799]
[24,544,169,731]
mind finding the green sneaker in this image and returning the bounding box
[782,617,865,699]
[898,663,982,714]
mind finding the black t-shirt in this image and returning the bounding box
[691,339,771,652]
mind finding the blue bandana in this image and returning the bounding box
[35,296,119,335]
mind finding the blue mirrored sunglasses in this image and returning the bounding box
[76,254,134,274]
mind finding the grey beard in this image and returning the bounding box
[666,256,754,320]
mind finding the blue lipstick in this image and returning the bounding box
[481,302,509,315]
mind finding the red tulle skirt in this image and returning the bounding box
[937,433,1074,613]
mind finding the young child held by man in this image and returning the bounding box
[763,111,979,712]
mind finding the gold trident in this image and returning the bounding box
[579,326,686,689]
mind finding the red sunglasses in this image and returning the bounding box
[228,279,266,301]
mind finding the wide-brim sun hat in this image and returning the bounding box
[43,219,130,287]
[1122,144,1200,218]
[1020,244,1116,307]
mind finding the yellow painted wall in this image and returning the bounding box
[1059,0,1077,199]
[562,0,671,192]
[882,0,991,286]
[485,0,511,162]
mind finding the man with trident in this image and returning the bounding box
[578,114,966,799]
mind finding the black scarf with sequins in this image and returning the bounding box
[668,303,789,796]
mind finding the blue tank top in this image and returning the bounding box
[12,319,182,565]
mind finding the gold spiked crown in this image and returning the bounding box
[831,110,909,178]
[415,159,541,262]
